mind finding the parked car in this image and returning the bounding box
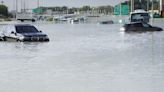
[0,24,49,42]
[120,22,163,32]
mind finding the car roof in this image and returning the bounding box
[130,9,148,14]
[14,24,33,26]
[1,24,33,27]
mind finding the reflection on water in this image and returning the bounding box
[0,19,164,92]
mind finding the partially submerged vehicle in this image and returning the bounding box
[0,24,49,42]
[70,16,87,23]
[120,22,163,32]
[99,20,114,24]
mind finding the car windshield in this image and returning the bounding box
[15,25,39,33]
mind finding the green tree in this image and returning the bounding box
[82,6,91,11]
[0,4,8,17]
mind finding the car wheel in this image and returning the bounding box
[2,37,6,41]
[21,20,24,22]
[32,19,35,22]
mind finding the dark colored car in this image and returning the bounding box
[99,20,114,24]
[120,22,163,32]
[1,24,50,42]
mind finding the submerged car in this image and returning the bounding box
[1,24,49,42]
[120,22,163,32]
[99,20,114,24]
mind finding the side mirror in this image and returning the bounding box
[39,30,42,33]
[11,31,17,35]
[11,31,15,34]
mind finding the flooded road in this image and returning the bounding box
[0,20,164,92]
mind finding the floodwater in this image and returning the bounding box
[0,18,164,92]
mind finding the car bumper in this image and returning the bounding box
[22,37,49,42]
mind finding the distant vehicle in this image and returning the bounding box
[120,22,163,32]
[153,13,161,18]
[99,20,114,24]
[130,9,150,23]
[16,13,37,22]
[0,24,49,42]
[70,17,87,23]
[53,14,77,22]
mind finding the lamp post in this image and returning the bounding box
[37,0,39,8]
[160,0,163,12]
[120,2,122,15]
[131,0,134,12]
[16,0,18,13]
[151,0,154,16]
[151,0,154,24]
[147,0,149,11]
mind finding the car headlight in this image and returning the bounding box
[19,35,24,40]
[120,27,125,31]
[45,35,49,39]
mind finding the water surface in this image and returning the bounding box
[0,19,164,92]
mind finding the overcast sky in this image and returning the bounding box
[3,0,127,11]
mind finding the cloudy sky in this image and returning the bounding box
[2,0,127,11]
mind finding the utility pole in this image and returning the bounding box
[15,0,18,13]
[131,0,134,12]
[151,0,154,15]
[37,0,39,8]
[147,0,149,11]
[160,0,163,12]
[151,0,154,24]
[120,2,122,15]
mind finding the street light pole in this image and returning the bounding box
[160,0,163,12]
[16,0,18,13]
[151,0,154,24]
[147,0,149,11]
[131,0,134,12]
[120,2,122,15]
[37,0,39,8]
[151,0,154,15]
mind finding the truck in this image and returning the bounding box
[129,9,150,23]
[16,13,37,22]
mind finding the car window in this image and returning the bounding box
[15,26,39,33]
